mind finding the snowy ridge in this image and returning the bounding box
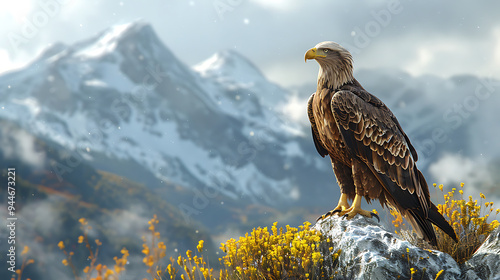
[195,50,267,86]
[194,50,292,111]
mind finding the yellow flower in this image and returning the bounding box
[62,259,68,266]
[105,269,114,277]
[490,220,500,230]
[186,249,193,259]
[142,245,151,257]
[21,246,30,256]
[197,240,204,252]
[78,218,87,225]
[78,235,84,244]
[312,252,322,264]
[57,241,65,250]
[120,248,129,257]
[143,255,154,267]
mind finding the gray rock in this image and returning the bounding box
[313,215,462,279]
[462,226,500,280]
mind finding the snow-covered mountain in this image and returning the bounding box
[0,21,333,209]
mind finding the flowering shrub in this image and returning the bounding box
[391,182,500,263]
[58,218,129,280]
[217,221,339,279]
[141,215,214,280]
[10,246,34,280]
[158,221,338,280]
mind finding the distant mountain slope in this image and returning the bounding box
[0,118,214,280]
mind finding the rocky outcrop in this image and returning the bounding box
[462,226,500,280]
[313,215,500,280]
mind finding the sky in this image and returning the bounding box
[1,0,500,88]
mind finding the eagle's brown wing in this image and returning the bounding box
[331,90,426,203]
[331,89,457,245]
[307,93,328,157]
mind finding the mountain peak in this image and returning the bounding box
[72,20,162,59]
[194,49,267,85]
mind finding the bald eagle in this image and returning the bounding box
[305,41,457,246]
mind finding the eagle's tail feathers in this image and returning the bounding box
[427,204,459,243]
[406,210,438,247]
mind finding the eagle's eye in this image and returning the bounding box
[323,49,329,53]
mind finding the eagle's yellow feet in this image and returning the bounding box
[342,207,380,222]
[317,193,350,221]
[342,194,380,222]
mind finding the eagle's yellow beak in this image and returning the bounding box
[304,47,326,62]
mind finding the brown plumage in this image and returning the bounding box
[305,41,457,246]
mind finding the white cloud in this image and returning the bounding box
[0,124,46,168]
[281,95,309,125]
[0,0,35,22]
[494,28,500,67]
[103,205,150,237]
[429,153,491,188]
[19,198,63,236]
[0,49,20,74]
[249,0,299,11]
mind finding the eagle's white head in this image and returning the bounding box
[305,41,354,90]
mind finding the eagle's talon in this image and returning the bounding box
[317,205,349,221]
[371,212,380,223]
